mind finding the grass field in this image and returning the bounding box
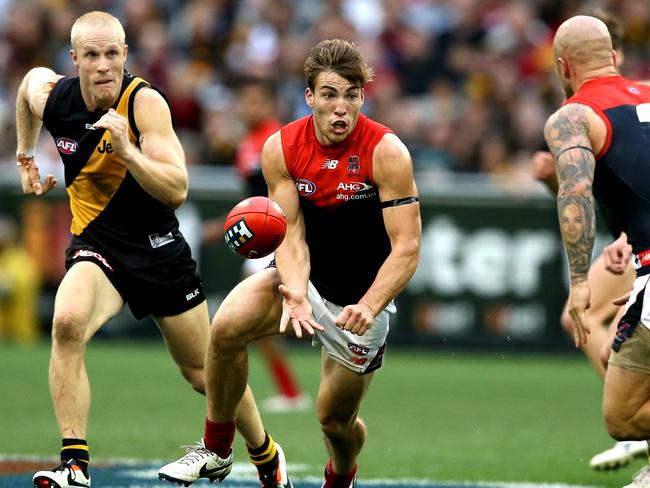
[0,339,643,487]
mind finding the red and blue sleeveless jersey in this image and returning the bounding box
[280,113,392,305]
[565,75,650,254]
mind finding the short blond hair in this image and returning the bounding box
[70,11,125,49]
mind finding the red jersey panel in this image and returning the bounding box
[565,75,650,254]
[236,119,282,178]
[280,113,393,305]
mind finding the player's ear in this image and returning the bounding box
[558,57,569,79]
[305,87,314,108]
[70,49,79,67]
[123,43,128,61]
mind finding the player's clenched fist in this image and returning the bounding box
[335,303,375,336]
[93,108,132,158]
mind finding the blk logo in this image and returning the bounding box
[97,139,114,154]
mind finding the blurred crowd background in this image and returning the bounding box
[1,0,649,179]
[1,0,650,344]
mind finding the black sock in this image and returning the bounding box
[61,438,89,476]
[247,432,278,474]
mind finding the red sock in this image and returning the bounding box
[270,358,300,398]
[204,418,235,458]
[324,459,357,488]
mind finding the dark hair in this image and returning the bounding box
[592,9,624,50]
[303,39,374,91]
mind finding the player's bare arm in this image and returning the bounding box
[339,133,421,336]
[92,87,188,208]
[545,103,597,346]
[262,132,324,338]
[15,67,63,195]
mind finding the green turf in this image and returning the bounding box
[0,340,641,487]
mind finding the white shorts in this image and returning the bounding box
[242,253,275,277]
[308,281,395,374]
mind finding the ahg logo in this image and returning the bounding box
[55,137,79,155]
[337,182,373,192]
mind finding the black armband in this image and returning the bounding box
[555,145,594,159]
[381,196,419,208]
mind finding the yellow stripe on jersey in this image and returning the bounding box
[68,77,147,235]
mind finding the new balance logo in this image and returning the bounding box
[322,159,338,169]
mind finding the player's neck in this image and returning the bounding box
[80,85,118,112]
[577,66,619,91]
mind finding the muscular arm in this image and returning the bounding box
[16,67,61,152]
[94,88,188,208]
[360,133,421,315]
[262,132,322,337]
[544,103,596,284]
[262,132,310,294]
[15,67,63,194]
[545,102,601,347]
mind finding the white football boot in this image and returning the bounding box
[158,439,232,486]
[589,440,648,470]
[33,459,91,488]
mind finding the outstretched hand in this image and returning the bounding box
[278,284,325,338]
[568,281,591,347]
[17,154,57,195]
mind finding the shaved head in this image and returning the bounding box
[553,15,613,70]
[70,11,125,50]
[552,15,617,97]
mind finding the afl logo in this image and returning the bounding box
[295,179,316,196]
[55,137,78,155]
[347,343,369,356]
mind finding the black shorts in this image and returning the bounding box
[65,235,205,319]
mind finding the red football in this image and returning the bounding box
[223,196,287,258]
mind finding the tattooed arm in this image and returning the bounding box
[544,102,597,347]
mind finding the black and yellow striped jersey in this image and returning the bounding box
[42,71,185,269]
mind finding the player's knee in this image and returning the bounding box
[51,309,85,345]
[605,411,646,441]
[319,416,347,440]
[210,310,264,350]
[180,365,205,394]
[209,317,242,350]
[318,409,356,439]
